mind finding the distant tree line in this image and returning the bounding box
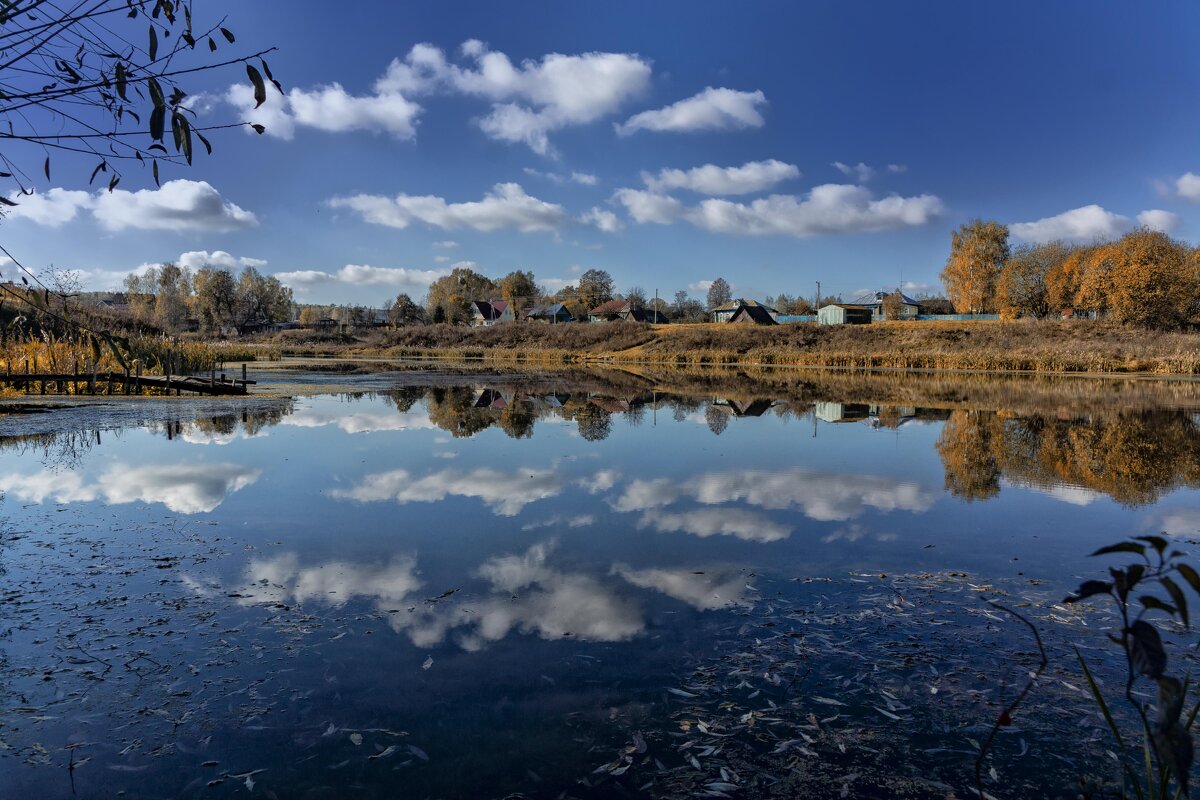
[941,221,1200,328]
[121,263,292,334]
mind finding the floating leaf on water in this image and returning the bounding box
[407,745,429,762]
[369,745,399,760]
[422,656,433,670]
[668,688,698,698]
[349,733,363,746]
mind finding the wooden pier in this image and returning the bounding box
[1,362,256,397]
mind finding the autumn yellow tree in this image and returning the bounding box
[1105,230,1197,328]
[996,241,1070,318]
[939,220,1009,314]
[1045,245,1090,313]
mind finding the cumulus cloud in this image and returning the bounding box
[2,188,92,226]
[433,240,459,248]
[639,507,791,542]
[227,81,421,140]
[177,250,267,270]
[616,87,767,135]
[275,264,445,294]
[1175,172,1200,203]
[613,468,934,523]
[329,182,565,232]
[0,462,260,514]
[1137,209,1181,233]
[577,469,620,494]
[612,188,686,224]
[1153,508,1200,537]
[333,467,562,516]
[6,181,256,233]
[232,553,422,608]
[280,405,438,434]
[887,164,908,174]
[579,206,623,232]
[832,161,875,183]
[613,183,942,237]
[643,159,799,196]
[689,184,943,237]
[614,565,750,610]
[93,180,257,232]
[1010,204,1133,244]
[377,41,651,154]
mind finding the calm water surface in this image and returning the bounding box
[2,367,1199,798]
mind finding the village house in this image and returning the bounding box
[521,303,574,324]
[710,299,778,323]
[470,299,516,327]
[587,300,670,323]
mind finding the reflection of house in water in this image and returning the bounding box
[710,398,775,417]
[814,402,871,423]
[869,405,917,429]
[472,388,510,409]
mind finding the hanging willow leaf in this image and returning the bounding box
[220,27,235,43]
[115,61,128,101]
[150,105,166,141]
[195,129,212,155]
[250,123,265,135]
[208,36,216,52]
[246,64,266,108]
[147,76,165,109]
[43,156,49,181]
[152,159,160,187]
[148,25,158,61]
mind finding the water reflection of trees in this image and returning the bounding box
[937,409,1200,505]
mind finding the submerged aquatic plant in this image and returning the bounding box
[1064,536,1200,799]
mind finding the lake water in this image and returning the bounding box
[2,365,1200,798]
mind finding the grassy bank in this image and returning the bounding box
[267,319,1200,375]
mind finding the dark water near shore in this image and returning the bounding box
[2,367,1200,798]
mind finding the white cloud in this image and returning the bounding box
[3,188,92,226]
[1137,209,1181,233]
[612,188,685,224]
[329,182,565,232]
[1010,204,1133,244]
[541,277,576,292]
[1154,508,1200,537]
[276,264,444,295]
[433,240,459,248]
[377,42,651,154]
[616,87,767,135]
[333,467,562,516]
[93,180,257,232]
[281,405,438,434]
[614,565,750,610]
[833,161,875,183]
[577,469,620,494]
[688,279,714,293]
[227,81,421,140]
[614,183,940,237]
[0,462,259,514]
[177,250,266,270]
[613,468,934,522]
[1175,172,1200,203]
[232,553,422,608]
[644,159,799,196]
[580,206,623,232]
[433,255,451,263]
[7,181,255,233]
[639,507,791,542]
[887,164,908,174]
[523,168,600,186]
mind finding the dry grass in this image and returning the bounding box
[256,319,1200,375]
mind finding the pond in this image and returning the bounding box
[2,364,1199,798]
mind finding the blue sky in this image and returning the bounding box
[4,1,1200,305]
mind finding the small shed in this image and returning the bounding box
[523,303,573,324]
[625,307,670,323]
[588,299,631,322]
[818,304,873,325]
[711,298,777,323]
[730,305,777,325]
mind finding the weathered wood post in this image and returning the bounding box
[37,356,44,395]
[135,361,142,395]
[242,363,247,384]
[106,371,113,395]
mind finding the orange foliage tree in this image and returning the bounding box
[940,220,1010,314]
[1105,230,1198,328]
[997,241,1071,318]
